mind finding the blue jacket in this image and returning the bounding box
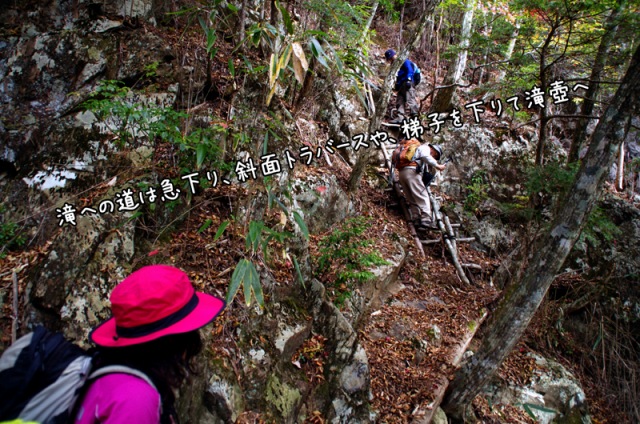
[396,59,416,86]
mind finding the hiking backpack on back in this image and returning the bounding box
[392,138,421,170]
[413,62,421,85]
[0,326,93,424]
[0,326,157,424]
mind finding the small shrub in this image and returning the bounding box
[316,217,389,306]
[500,161,580,222]
[580,206,622,247]
[464,170,489,213]
[0,219,26,257]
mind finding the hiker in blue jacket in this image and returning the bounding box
[385,49,419,124]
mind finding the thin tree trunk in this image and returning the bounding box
[477,11,490,84]
[359,0,379,46]
[431,0,476,112]
[348,1,441,192]
[616,142,625,191]
[237,0,248,53]
[294,56,316,110]
[534,20,559,166]
[568,2,625,163]
[441,43,640,422]
[399,2,405,46]
[498,20,519,81]
[270,0,277,26]
[431,14,443,105]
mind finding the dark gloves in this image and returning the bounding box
[394,83,400,92]
[404,80,413,90]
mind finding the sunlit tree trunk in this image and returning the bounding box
[568,2,624,163]
[431,0,476,112]
[616,142,625,191]
[498,20,520,81]
[359,0,379,46]
[441,43,640,422]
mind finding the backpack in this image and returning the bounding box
[413,62,421,85]
[0,326,156,424]
[392,138,421,170]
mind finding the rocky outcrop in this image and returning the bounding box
[202,235,406,423]
[484,353,591,424]
[25,211,135,344]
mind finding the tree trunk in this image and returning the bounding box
[534,18,560,166]
[498,20,520,81]
[568,2,624,163]
[399,2,405,46]
[616,142,625,191]
[294,56,316,110]
[431,14,443,105]
[441,43,640,422]
[431,0,476,112]
[477,11,491,84]
[270,0,277,26]
[359,0,379,46]
[237,0,248,53]
[348,1,441,192]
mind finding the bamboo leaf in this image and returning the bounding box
[351,78,368,113]
[309,38,329,69]
[592,331,602,351]
[206,30,217,53]
[523,403,558,414]
[522,404,536,420]
[196,143,206,169]
[247,221,263,252]
[292,255,305,289]
[293,211,309,240]
[263,131,269,155]
[291,42,308,85]
[197,218,213,234]
[228,58,235,77]
[198,16,207,32]
[247,261,264,307]
[324,42,343,73]
[243,260,252,306]
[226,259,248,305]
[275,198,289,214]
[277,1,294,35]
[213,220,229,241]
[277,44,292,76]
[268,53,277,86]
[251,28,262,46]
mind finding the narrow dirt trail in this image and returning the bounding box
[361,178,537,423]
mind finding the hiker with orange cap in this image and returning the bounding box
[76,265,225,424]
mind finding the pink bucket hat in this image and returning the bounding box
[90,265,225,347]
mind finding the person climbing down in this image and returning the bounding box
[392,137,446,229]
[77,265,226,424]
[384,49,420,124]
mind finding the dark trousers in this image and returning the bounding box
[396,83,419,117]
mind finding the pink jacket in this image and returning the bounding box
[75,373,160,424]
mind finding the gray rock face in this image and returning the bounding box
[1,3,175,172]
[26,212,135,344]
[292,173,354,234]
[484,353,591,424]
